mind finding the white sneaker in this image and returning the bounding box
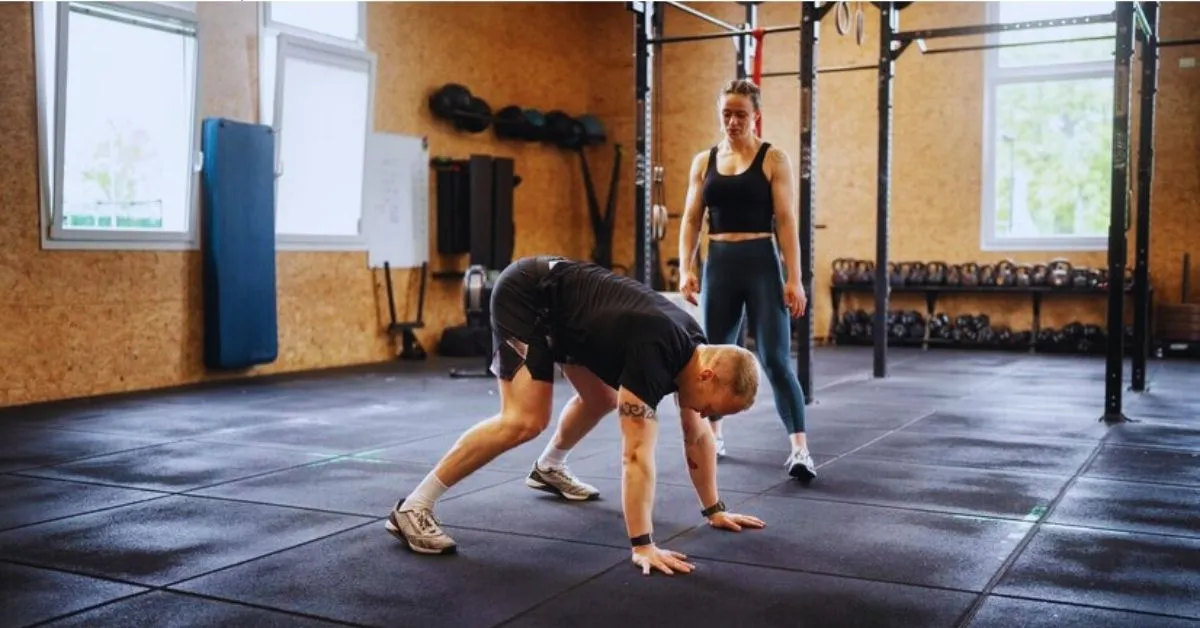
[526,464,600,501]
[714,437,727,458]
[385,500,457,555]
[786,449,816,484]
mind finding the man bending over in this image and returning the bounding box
[387,256,764,576]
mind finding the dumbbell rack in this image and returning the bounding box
[829,282,1151,354]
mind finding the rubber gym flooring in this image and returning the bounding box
[2,346,1198,628]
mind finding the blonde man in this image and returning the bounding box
[388,256,764,576]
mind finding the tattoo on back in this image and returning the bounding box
[619,401,657,421]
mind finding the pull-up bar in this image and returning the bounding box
[650,23,803,45]
[662,0,741,33]
[1161,37,1200,47]
[917,33,1115,56]
[895,12,1115,43]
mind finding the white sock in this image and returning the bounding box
[401,471,448,512]
[537,444,570,470]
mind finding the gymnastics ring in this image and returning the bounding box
[836,1,851,35]
[855,2,865,46]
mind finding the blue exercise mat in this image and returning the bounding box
[200,117,279,370]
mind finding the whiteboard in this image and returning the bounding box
[361,132,429,269]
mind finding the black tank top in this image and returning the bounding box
[701,142,775,234]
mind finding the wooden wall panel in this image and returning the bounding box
[0,2,619,408]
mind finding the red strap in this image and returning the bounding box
[751,28,765,136]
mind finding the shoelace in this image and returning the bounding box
[413,510,442,535]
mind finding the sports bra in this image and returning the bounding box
[700,142,775,235]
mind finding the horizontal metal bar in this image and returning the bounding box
[921,34,1114,55]
[762,63,875,79]
[663,1,740,33]
[649,22,802,45]
[1160,37,1200,48]
[895,12,1115,42]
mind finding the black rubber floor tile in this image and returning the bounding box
[1084,445,1200,488]
[191,456,519,517]
[0,475,164,532]
[1105,419,1200,452]
[39,590,347,628]
[17,440,336,493]
[968,595,1200,627]
[0,561,146,628]
[433,475,758,549]
[719,421,896,455]
[503,558,977,628]
[668,495,1032,591]
[171,523,625,628]
[0,426,166,473]
[903,408,1111,442]
[365,429,615,473]
[994,524,1200,620]
[0,495,371,586]
[193,413,458,454]
[563,439,829,494]
[767,458,1067,520]
[851,431,1098,475]
[1047,477,1200,539]
[34,407,297,440]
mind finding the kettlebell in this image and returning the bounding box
[1031,263,1049,286]
[925,261,947,285]
[1047,258,1073,288]
[907,262,927,285]
[978,264,997,287]
[831,258,854,286]
[961,262,981,287]
[995,259,1016,287]
[946,264,963,286]
[1015,264,1033,287]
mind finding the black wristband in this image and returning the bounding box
[630,533,653,547]
[701,500,727,518]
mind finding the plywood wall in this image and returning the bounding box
[3,1,1197,408]
[0,1,624,407]
[652,1,1200,341]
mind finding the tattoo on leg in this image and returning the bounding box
[686,455,699,470]
[619,401,657,421]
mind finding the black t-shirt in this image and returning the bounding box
[543,260,706,410]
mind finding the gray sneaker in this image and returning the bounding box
[526,464,600,501]
[385,500,457,555]
[786,450,817,484]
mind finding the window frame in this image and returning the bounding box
[978,1,1114,252]
[257,2,374,251]
[33,1,204,252]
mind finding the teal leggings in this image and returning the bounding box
[701,238,806,434]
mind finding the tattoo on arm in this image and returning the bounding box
[619,401,657,421]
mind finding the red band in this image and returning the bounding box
[752,28,765,136]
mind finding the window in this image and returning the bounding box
[980,1,1116,251]
[259,2,373,249]
[33,2,201,250]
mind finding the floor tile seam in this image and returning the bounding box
[810,454,1092,481]
[0,492,176,535]
[488,559,632,628]
[832,452,1083,476]
[1024,519,1200,544]
[1072,473,1200,491]
[20,587,151,628]
[159,517,382,591]
[178,424,471,454]
[980,591,1200,623]
[172,453,376,495]
[20,582,374,628]
[1,438,196,473]
[0,556,152,590]
[748,490,1061,524]
[165,492,386,521]
[1095,441,1200,455]
[806,407,941,471]
[952,439,1109,628]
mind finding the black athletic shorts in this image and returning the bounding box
[489,257,565,383]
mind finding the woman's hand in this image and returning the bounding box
[680,272,700,306]
[784,279,807,318]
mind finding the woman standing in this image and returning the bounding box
[677,78,815,483]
